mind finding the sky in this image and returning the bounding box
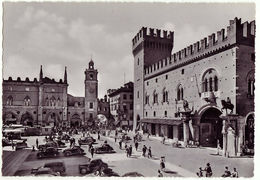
[2,2,255,98]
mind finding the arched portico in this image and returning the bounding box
[199,107,223,147]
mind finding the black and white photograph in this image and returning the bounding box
[1,1,257,178]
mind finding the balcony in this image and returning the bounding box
[201,91,220,103]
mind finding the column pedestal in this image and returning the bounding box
[183,121,190,147]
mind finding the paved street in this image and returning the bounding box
[2,131,254,177]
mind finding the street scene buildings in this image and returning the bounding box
[2,2,255,178]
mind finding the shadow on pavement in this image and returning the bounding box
[163,170,178,174]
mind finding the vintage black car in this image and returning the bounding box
[38,141,59,151]
[63,146,85,156]
[37,147,59,159]
[94,144,115,154]
[31,161,66,175]
[33,167,60,176]
[2,138,12,147]
[15,140,28,150]
[78,136,96,145]
[79,159,108,175]
[101,168,120,177]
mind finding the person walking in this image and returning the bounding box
[147,132,150,140]
[204,163,213,177]
[129,145,133,157]
[125,147,129,157]
[119,139,122,149]
[142,145,147,157]
[36,138,39,149]
[158,170,163,177]
[135,141,139,151]
[216,139,221,155]
[89,142,93,152]
[148,146,152,158]
[162,136,166,144]
[160,159,165,172]
[90,146,95,158]
[231,168,238,178]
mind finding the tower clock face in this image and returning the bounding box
[89,73,94,80]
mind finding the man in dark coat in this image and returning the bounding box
[135,141,139,151]
[129,145,133,157]
[90,146,95,158]
[142,145,147,157]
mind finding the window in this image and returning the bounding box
[146,112,148,117]
[153,111,156,117]
[248,79,255,97]
[202,69,219,92]
[89,113,93,119]
[164,111,167,117]
[7,96,13,106]
[50,96,56,106]
[89,102,93,109]
[147,81,149,86]
[145,95,149,105]
[166,74,168,80]
[123,94,127,100]
[137,91,139,98]
[24,96,31,106]
[155,78,158,83]
[130,94,133,99]
[153,91,158,104]
[137,58,140,65]
[177,85,183,101]
[181,69,185,74]
[130,103,133,110]
[123,105,127,111]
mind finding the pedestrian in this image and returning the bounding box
[196,167,203,177]
[129,145,133,157]
[119,139,122,149]
[148,146,152,158]
[126,147,129,157]
[135,141,139,151]
[115,136,117,142]
[147,132,150,139]
[36,138,39,149]
[204,163,213,177]
[142,145,147,157]
[222,166,231,177]
[162,136,166,144]
[231,168,238,178]
[90,146,95,158]
[160,159,165,172]
[216,139,221,155]
[124,143,128,150]
[158,169,163,177]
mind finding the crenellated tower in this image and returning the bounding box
[84,59,98,127]
[132,27,174,131]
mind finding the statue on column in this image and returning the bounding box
[221,97,234,114]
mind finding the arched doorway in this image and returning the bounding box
[245,113,254,150]
[21,112,34,127]
[46,112,61,128]
[4,112,17,125]
[71,114,81,128]
[200,108,222,147]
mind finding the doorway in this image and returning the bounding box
[168,125,173,139]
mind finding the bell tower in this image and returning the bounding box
[84,59,98,127]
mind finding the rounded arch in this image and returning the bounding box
[197,105,222,117]
[70,113,82,128]
[200,66,222,82]
[21,111,34,127]
[199,107,223,147]
[3,111,17,125]
[45,112,61,128]
[244,112,254,150]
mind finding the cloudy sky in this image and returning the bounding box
[3,2,255,98]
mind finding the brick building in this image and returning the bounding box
[2,60,111,130]
[108,82,134,130]
[132,17,255,155]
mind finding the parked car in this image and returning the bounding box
[101,168,120,177]
[15,140,28,150]
[38,141,58,151]
[37,147,59,159]
[94,144,115,154]
[122,172,144,177]
[56,140,66,147]
[2,138,12,147]
[31,161,66,175]
[33,167,60,176]
[79,159,108,175]
[61,134,70,141]
[63,146,85,157]
[78,136,96,145]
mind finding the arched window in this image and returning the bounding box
[24,96,31,106]
[246,70,255,97]
[45,97,49,106]
[164,111,167,117]
[202,69,219,92]
[50,96,56,106]
[214,76,218,91]
[57,97,61,106]
[209,77,213,92]
[153,90,158,104]
[177,85,183,101]
[153,111,156,117]
[7,96,13,106]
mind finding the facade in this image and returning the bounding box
[3,60,110,130]
[108,82,134,130]
[132,17,255,155]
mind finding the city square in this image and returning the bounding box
[2,2,256,178]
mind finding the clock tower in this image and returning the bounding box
[84,59,98,127]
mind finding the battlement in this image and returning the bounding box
[143,17,255,79]
[132,27,174,51]
[3,76,66,84]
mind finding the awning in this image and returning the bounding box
[141,118,183,125]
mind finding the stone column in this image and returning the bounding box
[183,121,190,147]
[222,119,227,157]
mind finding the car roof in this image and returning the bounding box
[44,161,64,166]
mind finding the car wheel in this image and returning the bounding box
[80,168,87,174]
